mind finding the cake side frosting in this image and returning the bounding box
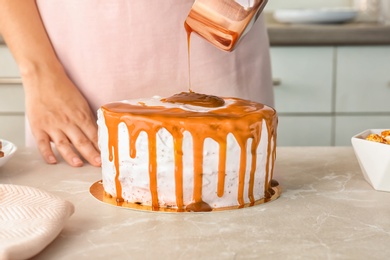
[97,94,278,211]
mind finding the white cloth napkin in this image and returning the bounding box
[0,184,75,260]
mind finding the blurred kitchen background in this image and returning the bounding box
[1,0,389,147]
[266,0,390,146]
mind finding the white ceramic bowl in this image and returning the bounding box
[351,129,390,192]
[273,8,358,24]
[0,139,17,168]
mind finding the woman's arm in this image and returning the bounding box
[0,0,101,167]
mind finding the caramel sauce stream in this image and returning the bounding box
[185,22,192,92]
[102,95,277,211]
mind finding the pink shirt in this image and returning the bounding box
[27,0,273,146]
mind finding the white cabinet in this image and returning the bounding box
[271,47,334,113]
[272,45,390,147]
[335,115,390,145]
[0,84,24,113]
[334,46,390,145]
[0,45,24,147]
[278,115,333,146]
[0,115,25,147]
[0,45,20,77]
[271,47,335,146]
[336,46,390,113]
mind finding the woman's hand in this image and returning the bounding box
[24,67,101,167]
[1,0,101,167]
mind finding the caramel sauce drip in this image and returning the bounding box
[102,95,277,212]
[186,200,212,212]
[161,92,225,108]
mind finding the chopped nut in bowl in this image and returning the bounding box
[0,139,17,168]
[351,129,390,192]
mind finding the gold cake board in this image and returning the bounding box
[90,180,281,213]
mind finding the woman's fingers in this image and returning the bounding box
[65,123,101,167]
[33,120,101,167]
[35,128,83,167]
[54,135,84,167]
[34,131,57,164]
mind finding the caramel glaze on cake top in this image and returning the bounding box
[161,92,225,108]
[101,92,278,212]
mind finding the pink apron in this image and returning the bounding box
[27,0,273,146]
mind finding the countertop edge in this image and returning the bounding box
[267,22,390,46]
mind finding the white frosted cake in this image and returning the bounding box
[97,92,278,212]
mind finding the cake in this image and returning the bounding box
[97,92,278,212]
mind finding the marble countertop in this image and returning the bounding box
[1,147,389,259]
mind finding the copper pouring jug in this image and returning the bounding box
[185,0,268,52]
